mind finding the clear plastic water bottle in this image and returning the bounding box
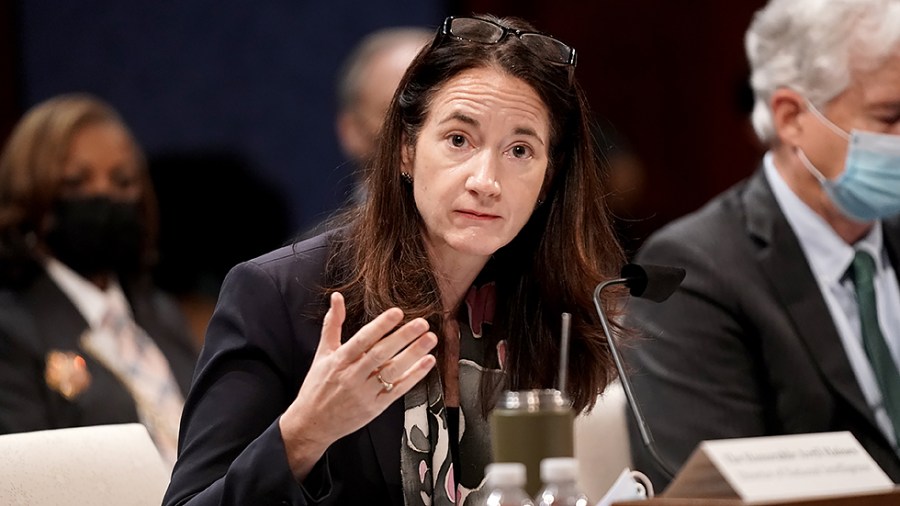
[485,463,535,506]
[535,457,590,506]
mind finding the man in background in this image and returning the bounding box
[335,27,431,202]
[625,0,900,489]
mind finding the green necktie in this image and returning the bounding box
[851,250,900,441]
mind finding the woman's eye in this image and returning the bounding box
[450,134,467,148]
[510,144,532,159]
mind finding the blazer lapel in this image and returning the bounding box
[20,272,123,426]
[367,399,404,505]
[742,168,877,427]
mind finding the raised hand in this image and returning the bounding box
[279,292,437,480]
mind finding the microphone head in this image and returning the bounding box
[620,263,685,302]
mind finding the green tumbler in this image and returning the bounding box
[489,389,574,497]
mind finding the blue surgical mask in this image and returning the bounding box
[796,102,900,222]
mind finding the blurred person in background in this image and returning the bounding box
[0,93,198,466]
[624,0,900,489]
[335,26,432,203]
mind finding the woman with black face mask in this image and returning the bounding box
[0,93,198,468]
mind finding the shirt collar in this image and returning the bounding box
[43,257,131,330]
[764,151,884,284]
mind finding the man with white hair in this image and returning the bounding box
[624,0,900,489]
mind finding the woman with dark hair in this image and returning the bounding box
[0,94,198,466]
[165,15,624,506]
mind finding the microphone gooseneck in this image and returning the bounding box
[593,263,685,480]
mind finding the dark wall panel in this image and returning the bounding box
[13,1,771,248]
[0,2,19,142]
[18,1,445,232]
[457,1,767,248]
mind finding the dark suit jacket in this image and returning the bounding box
[624,167,900,489]
[0,271,197,433]
[163,232,405,506]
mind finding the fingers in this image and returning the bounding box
[373,331,438,385]
[360,318,431,370]
[377,354,436,400]
[337,306,405,361]
[318,292,346,354]
[324,304,436,392]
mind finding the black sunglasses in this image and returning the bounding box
[435,16,577,67]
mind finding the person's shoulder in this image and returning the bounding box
[650,177,753,246]
[217,229,340,319]
[636,176,762,271]
[247,229,335,271]
[0,270,44,318]
[0,285,42,353]
[227,228,342,293]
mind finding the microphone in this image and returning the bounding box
[592,263,685,480]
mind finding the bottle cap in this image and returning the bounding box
[540,457,578,482]
[485,462,527,487]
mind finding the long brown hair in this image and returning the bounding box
[326,15,625,413]
[0,93,158,287]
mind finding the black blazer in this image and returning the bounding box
[163,233,405,506]
[624,168,900,489]
[0,271,197,433]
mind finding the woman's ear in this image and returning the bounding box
[771,88,806,146]
[400,133,414,177]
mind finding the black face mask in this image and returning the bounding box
[44,196,144,278]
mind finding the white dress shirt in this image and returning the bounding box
[44,257,133,330]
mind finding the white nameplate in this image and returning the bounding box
[665,431,894,504]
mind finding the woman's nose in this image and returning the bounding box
[464,155,501,197]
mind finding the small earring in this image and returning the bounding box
[535,198,544,208]
[401,172,413,184]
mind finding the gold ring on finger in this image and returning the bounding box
[376,372,394,393]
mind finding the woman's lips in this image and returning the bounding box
[456,209,500,220]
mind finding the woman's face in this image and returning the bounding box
[59,122,141,202]
[403,66,550,265]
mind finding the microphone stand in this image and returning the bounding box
[593,276,677,480]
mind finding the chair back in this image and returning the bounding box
[0,423,169,506]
